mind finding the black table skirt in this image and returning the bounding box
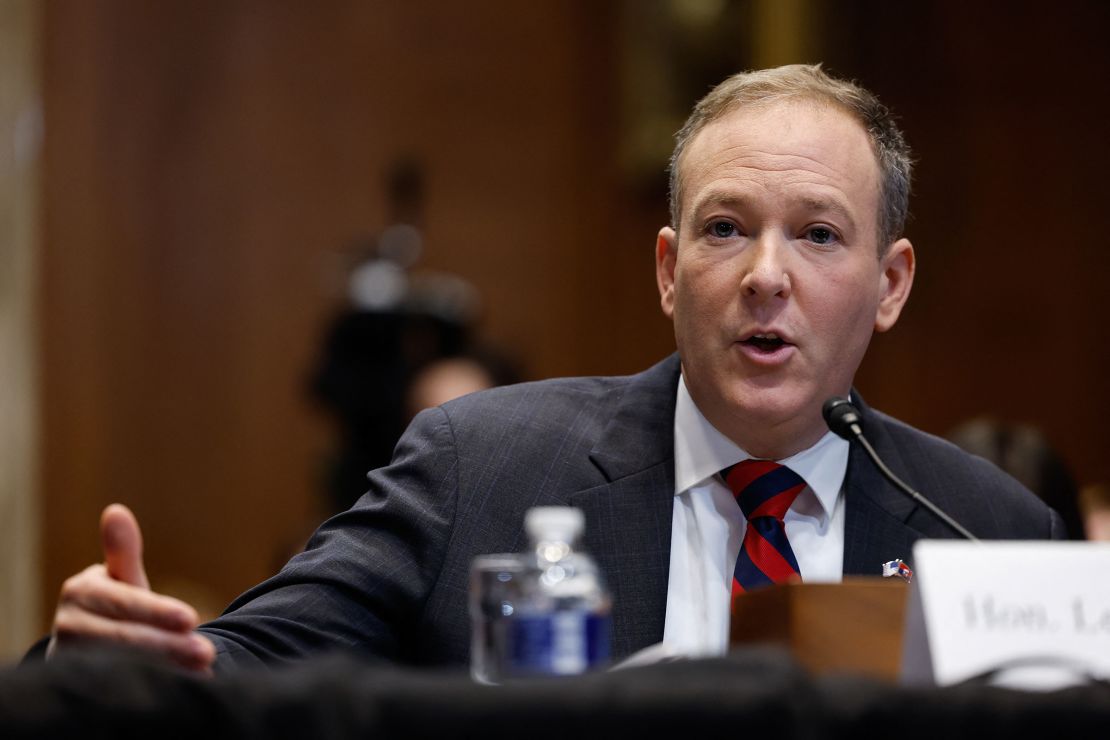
[2,647,1108,739]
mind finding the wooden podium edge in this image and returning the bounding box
[730,578,910,679]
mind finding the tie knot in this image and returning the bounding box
[721,459,806,521]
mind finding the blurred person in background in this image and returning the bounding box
[310,159,518,515]
[1079,484,1110,541]
[275,160,518,571]
[946,418,1085,540]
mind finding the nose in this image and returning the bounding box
[739,233,792,301]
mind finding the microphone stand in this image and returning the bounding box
[824,397,980,543]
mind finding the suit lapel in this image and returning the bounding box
[571,464,674,661]
[569,355,680,660]
[842,394,926,575]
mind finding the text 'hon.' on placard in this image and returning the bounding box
[901,540,1110,690]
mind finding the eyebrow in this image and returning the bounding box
[688,190,745,219]
[685,191,744,229]
[797,195,857,231]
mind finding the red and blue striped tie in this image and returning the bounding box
[722,459,807,594]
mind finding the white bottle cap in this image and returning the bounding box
[524,506,584,542]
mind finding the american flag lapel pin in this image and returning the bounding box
[881,558,913,582]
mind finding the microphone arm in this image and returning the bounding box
[823,397,980,543]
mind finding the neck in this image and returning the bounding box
[697,396,831,461]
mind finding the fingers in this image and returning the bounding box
[53,599,216,671]
[53,564,215,671]
[50,503,219,673]
[61,564,199,631]
[100,504,149,589]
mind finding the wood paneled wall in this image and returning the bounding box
[1,0,41,658]
[825,1,1110,496]
[36,0,1110,629]
[38,0,669,624]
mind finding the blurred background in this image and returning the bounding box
[2,0,1108,660]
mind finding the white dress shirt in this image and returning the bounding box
[661,375,849,657]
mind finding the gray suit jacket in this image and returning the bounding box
[201,354,1063,670]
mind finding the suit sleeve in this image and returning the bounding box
[199,406,460,669]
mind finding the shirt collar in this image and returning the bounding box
[672,374,849,520]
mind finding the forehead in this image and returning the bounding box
[678,99,882,223]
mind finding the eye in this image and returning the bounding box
[804,226,838,246]
[708,220,737,239]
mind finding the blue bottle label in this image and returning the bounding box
[506,611,610,676]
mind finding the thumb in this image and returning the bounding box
[100,503,150,590]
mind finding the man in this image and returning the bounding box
[47,65,1062,673]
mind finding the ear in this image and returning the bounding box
[875,238,915,332]
[656,226,678,319]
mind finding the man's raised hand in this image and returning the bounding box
[48,504,216,672]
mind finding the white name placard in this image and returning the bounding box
[901,540,1110,690]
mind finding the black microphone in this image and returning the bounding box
[823,397,979,542]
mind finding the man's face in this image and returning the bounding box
[656,99,914,459]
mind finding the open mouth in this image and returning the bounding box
[741,333,789,353]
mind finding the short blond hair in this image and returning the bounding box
[668,64,913,250]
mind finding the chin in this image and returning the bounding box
[731,374,806,410]
[731,396,806,428]
[690,366,817,434]
[724,381,822,433]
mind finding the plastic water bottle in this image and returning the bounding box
[503,506,612,677]
[468,553,526,684]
